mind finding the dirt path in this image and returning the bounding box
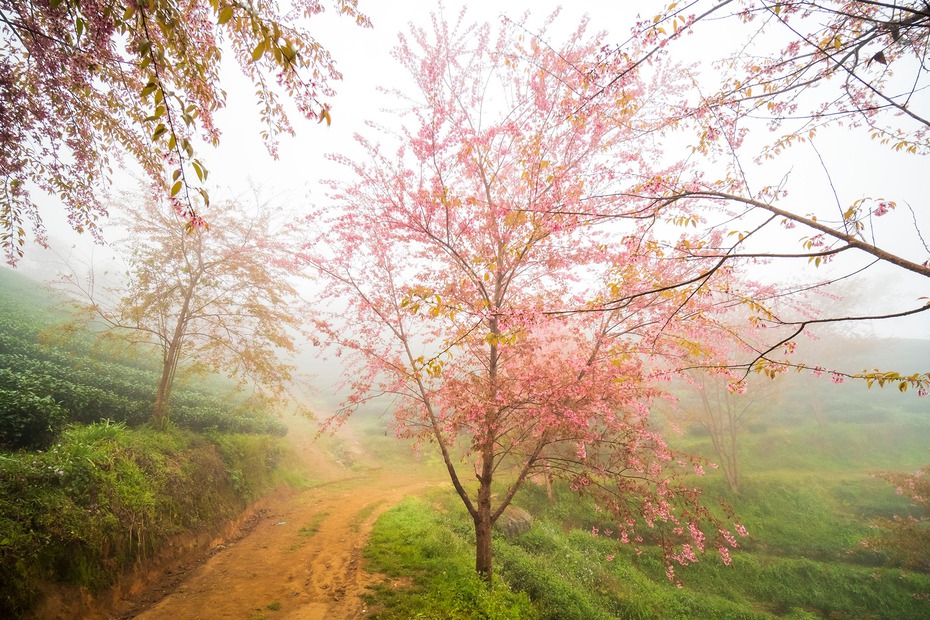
[124,416,444,619]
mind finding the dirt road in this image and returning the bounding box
[125,416,443,619]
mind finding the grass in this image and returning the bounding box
[351,500,386,533]
[362,492,535,619]
[0,422,296,618]
[363,484,930,619]
[359,381,930,620]
[298,512,330,537]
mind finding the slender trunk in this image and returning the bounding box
[152,272,199,430]
[152,340,181,430]
[474,267,502,581]
[474,475,494,581]
[727,411,740,493]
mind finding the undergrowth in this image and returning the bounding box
[363,482,930,619]
[363,494,535,619]
[0,422,294,617]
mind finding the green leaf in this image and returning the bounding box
[152,124,167,141]
[139,39,152,57]
[218,6,234,24]
[171,180,183,197]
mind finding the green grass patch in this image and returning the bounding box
[364,482,930,619]
[298,512,330,537]
[351,500,386,533]
[363,494,535,619]
[0,422,293,618]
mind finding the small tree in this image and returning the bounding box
[64,194,304,429]
[674,371,779,494]
[308,12,749,582]
[0,0,369,263]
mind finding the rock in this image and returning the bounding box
[495,506,533,538]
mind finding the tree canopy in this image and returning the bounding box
[306,11,754,582]
[63,192,305,429]
[578,0,930,390]
[0,0,369,263]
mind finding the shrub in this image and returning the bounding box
[0,423,290,617]
[0,388,65,450]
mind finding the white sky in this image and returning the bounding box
[20,0,929,349]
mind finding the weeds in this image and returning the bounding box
[0,423,292,618]
[299,512,330,537]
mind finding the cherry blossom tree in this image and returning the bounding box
[62,192,305,429]
[538,1,929,392]
[305,11,752,582]
[0,0,369,263]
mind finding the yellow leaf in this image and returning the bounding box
[251,39,266,62]
[171,180,182,196]
[218,6,234,24]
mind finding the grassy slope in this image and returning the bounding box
[0,266,287,436]
[360,343,930,619]
[0,268,299,616]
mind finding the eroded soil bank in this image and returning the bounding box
[33,414,444,620]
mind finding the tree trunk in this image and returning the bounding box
[152,337,182,430]
[726,418,740,493]
[474,479,494,582]
[151,272,199,430]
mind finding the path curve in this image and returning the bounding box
[126,416,443,619]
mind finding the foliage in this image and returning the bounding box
[0,387,65,450]
[0,422,291,618]
[363,495,536,619]
[0,266,287,440]
[0,0,370,262]
[61,195,305,429]
[589,0,930,386]
[309,10,756,581]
